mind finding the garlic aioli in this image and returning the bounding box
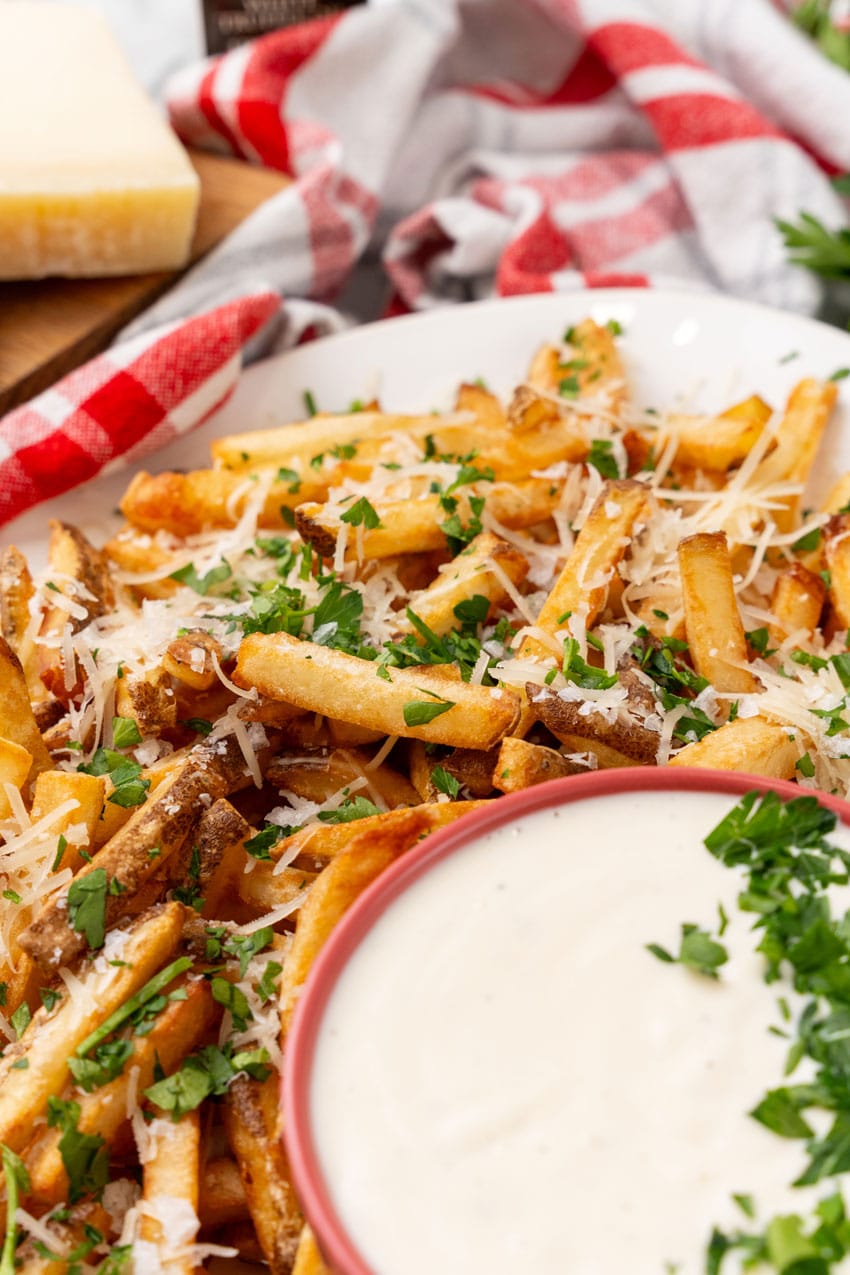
[308,790,850,1274]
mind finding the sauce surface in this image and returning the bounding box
[309,790,849,1274]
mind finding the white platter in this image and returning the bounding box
[6,287,850,567]
[4,289,850,1269]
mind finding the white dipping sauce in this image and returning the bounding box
[309,790,850,1274]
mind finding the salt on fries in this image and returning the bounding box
[0,315,846,1273]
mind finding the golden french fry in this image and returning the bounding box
[121,468,327,536]
[822,472,850,516]
[114,667,177,736]
[678,532,759,695]
[296,479,562,562]
[0,636,52,782]
[493,736,585,793]
[769,564,827,644]
[395,532,528,637]
[236,631,520,749]
[408,741,497,800]
[272,800,488,868]
[0,545,42,701]
[266,747,419,808]
[454,381,506,431]
[212,410,448,472]
[749,379,837,531]
[139,1110,201,1275]
[668,716,798,777]
[103,528,180,600]
[649,396,771,473]
[237,862,317,915]
[0,736,33,819]
[0,902,186,1152]
[824,514,850,630]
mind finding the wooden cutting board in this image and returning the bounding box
[0,149,289,415]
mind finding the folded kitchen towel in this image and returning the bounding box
[5,0,850,526]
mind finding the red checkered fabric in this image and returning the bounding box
[5,0,850,526]
[0,292,279,527]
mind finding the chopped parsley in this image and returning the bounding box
[317,796,381,824]
[432,766,461,798]
[77,749,150,808]
[145,1042,272,1119]
[67,869,109,950]
[646,924,728,979]
[561,637,617,691]
[169,559,232,596]
[586,439,620,480]
[0,1146,29,1275]
[46,1097,109,1203]
[339,496,381,530]
[403,696,456,727]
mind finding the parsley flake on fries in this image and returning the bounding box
[0,316,848,1271]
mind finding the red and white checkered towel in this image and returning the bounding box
[5,0,850,527]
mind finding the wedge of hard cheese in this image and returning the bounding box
[0,3,200,280]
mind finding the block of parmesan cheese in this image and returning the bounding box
[0,3,200,280]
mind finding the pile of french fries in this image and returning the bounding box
[0,316,848,1272]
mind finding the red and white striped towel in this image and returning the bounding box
[5,0,850,527]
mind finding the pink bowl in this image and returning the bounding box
[282,766,850,1274]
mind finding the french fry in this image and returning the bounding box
[749,379,837,531]
[821,472,850,516]
[493,736,585,793]
[26,978,215,1205]
[454,381,506,431]
[769,564,826,644]
[21,736,258,972]
[296,479,562,562]
[394,532,528,637]
[162,630,223,691]
[121,469,327,536]
[824,514,850,630]
[668,716,798,777]
[678,532,759,695]
[408,741,497,799]
[114,667,178,736]
[139,1110,201,1275]
[266,748,419,808]
[0,902,186,1153]
[199,1157,249,1227]
[271,800,487,868]
[236,631,520,749]
[38,523,114,701]
[0,737,33,818]
[0,636,52,782]
[649,396,771,473]
[103,529,181,600]
[237,863,317,916]
[0,545,42,700]
[293,1225,331,1275]
[529,667,660,767]
[224,1073,303,1275]
[520,481,650,663]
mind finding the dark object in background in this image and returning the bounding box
[203,0,361,52]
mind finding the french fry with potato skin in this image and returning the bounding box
[528,665,661,768]
[26,977,216,1205]
[20,734,258,973]
[237,863,317,917]
[678,532,759,696]
[236,631,520,749]
[394,532,528,637]
[139,1109,202,1275]
[224,1073,303,1275]
[0,545,43,701]
[407,741,497,800]
[0,902,186,1153]
[668,716,799,778]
